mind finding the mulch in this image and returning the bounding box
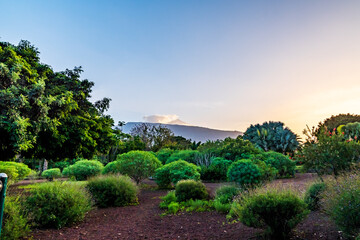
[24,174,343,240]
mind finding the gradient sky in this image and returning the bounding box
[1,0,360,136]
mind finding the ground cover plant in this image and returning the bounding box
[154,160,200,188]
[103,150,162,184]
[213,185,241,213]
[62,160,104,181]
[25,181,92,229]
[87,175,139,208]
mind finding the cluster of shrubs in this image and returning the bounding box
[3,174,139,238]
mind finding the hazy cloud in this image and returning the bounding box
[143,114,188,125]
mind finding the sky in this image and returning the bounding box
[1,0,360,136]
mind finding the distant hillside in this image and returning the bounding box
[122,122,242,142]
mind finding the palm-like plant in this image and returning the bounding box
[244,121,300,154]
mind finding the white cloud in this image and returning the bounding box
[143,114,188,125]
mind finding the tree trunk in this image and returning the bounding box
[43,159,48,172]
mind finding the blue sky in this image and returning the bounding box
[2,1,360,135]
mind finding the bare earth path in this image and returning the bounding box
[28,174,343,240]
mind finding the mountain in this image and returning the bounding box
[122,122,242,142]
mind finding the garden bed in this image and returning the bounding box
[23,174,342,240]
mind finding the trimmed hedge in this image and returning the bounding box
[62,160,103,181]
[175,179,208,202]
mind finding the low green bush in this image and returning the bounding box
[0,161,31,181]
[262,152,296,178]
[41,168,62,181]
[213,185,241,213]
[87,175,138,208]
[25,181,92,229]
[230,188,308,239]
[1,196,30,240]
[155,160,201,188]
[103,151,162,184]
[227,159,262,188]
[168,202,181,214]
[200,157,232,181]
[322,174,360,238]
[184,199,213,212]
[166,150,199,164]
[304,182,326,211]
[62,160,103,181]
[175,179,208,202]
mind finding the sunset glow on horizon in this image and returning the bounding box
[2,0,360,136]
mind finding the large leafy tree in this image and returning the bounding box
[244,121,300,154]
[0,40,115,161]
[315,114,360,136]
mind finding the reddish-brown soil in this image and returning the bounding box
[25,174,343,240]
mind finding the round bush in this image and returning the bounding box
[154,160,201,188]
[63,160,104,181]
[41,168,62,181]
[201,157,232,181]
[227,159,262,187]
[234,189,308,239]
[0,162,31,181]
[304,182,326,211]
[262,152,296,178]
[25,182,92,229]
[103,151,162,184]
[1,196,30,240]
[87,175,138,208]
[0,165,18,182]
[175,179,208,202]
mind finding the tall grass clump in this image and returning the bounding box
[87,175,139,208]
[1,196,30,240]
[322,173,360,238]
[25,181,92,229]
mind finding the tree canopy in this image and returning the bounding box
[0,40,116,161]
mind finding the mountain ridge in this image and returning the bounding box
[122,122,242,142]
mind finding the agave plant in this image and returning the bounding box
[244,121,300,154]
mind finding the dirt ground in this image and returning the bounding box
[24,174,343,240]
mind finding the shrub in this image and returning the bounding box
[166,150,199,164]
[231,188,308,239]
[0,161,31,181]
[1,196,30,240]
[156,148,174,164]
[63,160,103,181]
[304,182,326,211]
[200,157,232,181]
[103,151,162,184]
[41,168,62,181]
[175,179,208,202]
[322,174,360,238]
[184,199,213,212]
[227,159,262,188]
[262,152,296,178]
[87,175,138,208]
[155,160,201,188]
[25,181,92,229]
